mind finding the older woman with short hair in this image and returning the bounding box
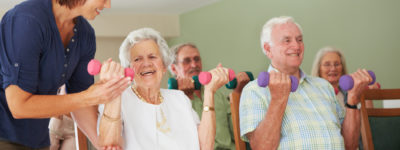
[98,28,229,150]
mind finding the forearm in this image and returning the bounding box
[249,99,287,150]
[198,90,216,150]
[341,108,361,150]
[99,96,122,146]
[71,106,99,148]
[6,85,90,118]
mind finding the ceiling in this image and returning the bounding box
[0,0,220,14]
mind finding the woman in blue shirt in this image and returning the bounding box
[0,0,130,149]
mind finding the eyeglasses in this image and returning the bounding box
[321,62,342,68]
[178,56,201,65]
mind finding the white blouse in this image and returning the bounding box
[99,88,201,150]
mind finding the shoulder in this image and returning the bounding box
[306,76,332,88]
[3,0,49,22]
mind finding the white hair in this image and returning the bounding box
[311,46,348,77]
[167,43,198,76]
[260,16,303,55]
[119,28,174,68]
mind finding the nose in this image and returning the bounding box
[190,59,199,68]
[290,40,301,50]
[104,0,111,8]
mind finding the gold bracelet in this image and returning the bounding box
[102,113,120,122]
[203,105,215,112]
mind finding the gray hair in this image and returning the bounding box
[119,28,173,68]
[167,43,198,76]
[260,16,303,55]
[311,46,348,77]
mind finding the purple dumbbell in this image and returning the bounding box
[257,72,299,92]
[339,70,376,91]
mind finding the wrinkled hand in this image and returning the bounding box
[84,59,131,106]
[177,76,195,94]
[347,69,372,105]
[233,72,251,93]
[368,82,381,90]
[268,71,291,102]
[204,64,229,93]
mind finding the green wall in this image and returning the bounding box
[168,0,400,105]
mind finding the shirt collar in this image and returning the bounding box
[266,64,310,84]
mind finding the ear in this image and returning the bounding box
[263,42,272,58]
[170,64,179,75]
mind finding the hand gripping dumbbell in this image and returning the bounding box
[87,59,134,80]
[198,69,236,85]
[168,76,202,90]
[225,71,254,89]
[257,72,299,92]
[339,70,376,91]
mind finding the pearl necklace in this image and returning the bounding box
[131,86,163,104]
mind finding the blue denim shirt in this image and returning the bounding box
[0,0,95,148]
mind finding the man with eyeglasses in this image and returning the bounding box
[169,43,250,150]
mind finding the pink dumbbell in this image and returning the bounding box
[198,69,236,85]
[87,59,134,80]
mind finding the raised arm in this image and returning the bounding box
[247,71,291,150]
[341,69,372,150]
[5,59,131,119]
[197,65,229,150]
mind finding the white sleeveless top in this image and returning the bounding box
[100,88,200,150]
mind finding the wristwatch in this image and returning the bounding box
[203,105,215,112]
[345,102,360,109]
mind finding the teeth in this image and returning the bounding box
[140,71,155,76]
[288,54,299,56]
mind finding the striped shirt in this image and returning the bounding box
[239,65,345,149]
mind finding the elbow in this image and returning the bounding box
[9,107,26,119]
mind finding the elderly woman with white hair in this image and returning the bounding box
[97,28,229,150]
[311,46,378,109]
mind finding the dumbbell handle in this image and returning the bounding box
[225,71,254,89]
[167,76,201,90]
[198,69,236,85]
[87,59,134,80]
[257,72,299,92]
[339,70,376,91]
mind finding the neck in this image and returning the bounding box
[331,82,339,89]
[134,86,162,104]
[271,64,301,79]
[52,0,79,25]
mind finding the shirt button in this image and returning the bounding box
[74,28,77,32]
[66,48,70,52]
[14,63,19,67]
[62,74,65,78]
[64,64,68,67]
[71,39,75,42]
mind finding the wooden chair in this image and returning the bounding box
[360,89,400,150]
[75,124,88,150]
[229,92,247,150]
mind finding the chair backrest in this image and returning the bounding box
[229,92,247,150]
[360,89,400,150]
[75,124,88,150]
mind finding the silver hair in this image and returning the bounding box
[260,16,303,55]
[311,46,348,77]
[119,28,174,68]
[167,43,198,76]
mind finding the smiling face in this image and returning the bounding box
[130,39,166,89]
[77,0,111,20]
[171,45,202,78]
[319,52,343,86]
[264,22,304,73]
